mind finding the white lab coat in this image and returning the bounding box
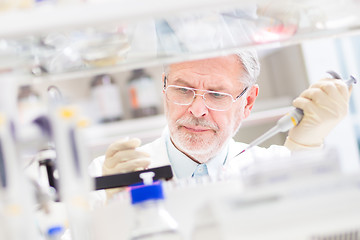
[88,128,290,205]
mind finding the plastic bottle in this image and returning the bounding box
[130,172,182,240]
[0,111,41,240]
[17,85,44,125]
[90,74,124,123]
[48,103,94,240]
[46,225,64,240]
[127,69,159,118]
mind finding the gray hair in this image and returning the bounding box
[164,49,260,86]
[234,49,260,86]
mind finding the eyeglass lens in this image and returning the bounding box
[165,86,233,111]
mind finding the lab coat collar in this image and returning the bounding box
[164,127,229,179]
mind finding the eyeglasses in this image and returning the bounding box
[163,84,248,111]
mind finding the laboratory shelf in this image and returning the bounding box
[0,0,249,38]
[84,114,167,145]
[83,114,167,159]
[1,0,359,39]
[2,0,360,85]
[23,27,360,85]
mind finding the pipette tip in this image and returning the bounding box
[232,148,246,159]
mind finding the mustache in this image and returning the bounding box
[176,116,219,131]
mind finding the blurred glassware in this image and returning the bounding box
[253,1,299,43]
[0,0,25,11]
[40,33,84,74]
[0,0,16,11]
[17,85,45,125]
[74,28,130,67]
[307,0,360,30]
[166,12,236,52]
[164,5,262,53]
[90,74,124,123]
[0,39,28,72]
[126,20,157,60]
[155,20,184,56]
[34,0,56,8]
[127,68,160,118]
[221,6,258,47]
[240,146,341,187]
[0,39,30,121]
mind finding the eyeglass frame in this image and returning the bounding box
[163,76,249,111]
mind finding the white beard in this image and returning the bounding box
[166,98,246,163]
[170,116,231,163]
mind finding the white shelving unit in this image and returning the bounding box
[3,1,360,83]
[0,0,252,38]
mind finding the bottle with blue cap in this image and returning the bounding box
[46,225,64,240]
[130,172,182,240]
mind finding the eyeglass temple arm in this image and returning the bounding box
[235,86,249,100]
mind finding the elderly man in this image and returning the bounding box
[90,50,350,199]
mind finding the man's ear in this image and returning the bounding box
[244,84,259,118]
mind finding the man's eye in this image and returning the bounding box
[176,87,191,94]
[208,92,226,99]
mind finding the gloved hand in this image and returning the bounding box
[284,78,351,150]
[102,138,151,200]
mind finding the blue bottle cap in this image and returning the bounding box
[130,181,164,204]
[47,225,64,236]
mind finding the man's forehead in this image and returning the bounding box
[167,64,246,92]
[168,55,242,76]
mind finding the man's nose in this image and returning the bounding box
[188,94,208,117]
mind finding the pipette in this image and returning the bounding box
[233,71,357,158]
